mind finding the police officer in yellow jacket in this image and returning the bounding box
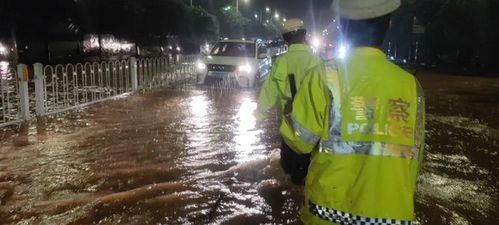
[280,0,425,224]
[257,18,322,185]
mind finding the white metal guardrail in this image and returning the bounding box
[137,55,195,89]
[37,60,133,115]
[0,55,195,128]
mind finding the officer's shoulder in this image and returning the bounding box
[274,54,288,63]
[306,59,328,74]
[302,60,328,82]
[385,60,416,81]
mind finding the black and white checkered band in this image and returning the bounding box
[309,201,412,225]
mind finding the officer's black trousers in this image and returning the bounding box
[280,140,311,185]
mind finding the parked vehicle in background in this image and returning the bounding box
[196,39,269,88]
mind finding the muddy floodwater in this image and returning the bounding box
[0,73,498,225]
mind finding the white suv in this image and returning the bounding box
[196,39,268,88]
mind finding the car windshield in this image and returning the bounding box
[210,42,255,57]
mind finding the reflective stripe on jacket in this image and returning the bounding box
[256,44,322,121]
[280,47,425,225]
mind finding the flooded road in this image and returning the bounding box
[0,73,498,225]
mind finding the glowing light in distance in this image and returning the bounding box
[312,37,322,49]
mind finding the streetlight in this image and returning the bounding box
[283,18,287,22]
[254,13,258,19]
[266,7,270,12]
[275,13,279,19]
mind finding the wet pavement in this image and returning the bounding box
[0,73,498,225]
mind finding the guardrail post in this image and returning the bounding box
[130,57,138,91]
[179,55,185,75]
[16,64,30,120]
[183,56,187,75]
[33,63,45,116]
[189,56,194,76]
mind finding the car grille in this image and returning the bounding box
[207,64,236,72]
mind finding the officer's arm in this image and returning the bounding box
[255,60,280,120]
[280,67,328,154]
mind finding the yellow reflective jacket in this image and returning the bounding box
[280,47,425,225]
[256,44,322,121]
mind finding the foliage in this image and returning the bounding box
[216,6,279,40]
[218,7,250,38]
[188,6,219,42]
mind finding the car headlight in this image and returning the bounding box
[238,64,252,73]
[337,44,348,59]
[196,61,206,70]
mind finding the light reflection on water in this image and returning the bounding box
[189,94,209,122]
[184,92,214,175]
[185,90,267,166]
[180,89,287,224]
[234,95,265,163]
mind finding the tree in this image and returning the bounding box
[217,6,279,39]
[180,6,219,42]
